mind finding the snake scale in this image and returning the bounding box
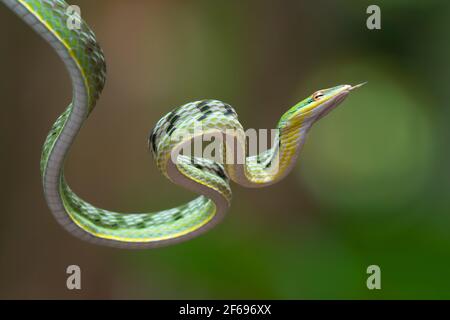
[2,0,363,248]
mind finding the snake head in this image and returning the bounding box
[280,83,366,128]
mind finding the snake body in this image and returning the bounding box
[2,0,362,248]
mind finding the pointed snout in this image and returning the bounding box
[348,82,368,92]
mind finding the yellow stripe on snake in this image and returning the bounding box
[2,0,363,248]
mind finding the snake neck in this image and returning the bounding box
[231,113,313,187]
[269,116,313,182]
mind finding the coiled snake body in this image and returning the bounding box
[2,0,363,248]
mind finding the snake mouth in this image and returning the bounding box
[315,90,349,120]
[315,82,366,121]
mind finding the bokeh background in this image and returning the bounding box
[1,0,449,299]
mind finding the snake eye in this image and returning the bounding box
[313,91,324,101]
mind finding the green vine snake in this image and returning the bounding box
[2,0,364,248]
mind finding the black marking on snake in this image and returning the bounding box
[194,163,204,170]
[256,153,263,164]
[200,105,211,113]
[167,111,180,125]
[136,222,147,229]
[169,114,180,125]
[198,110,213,121]
[265,145,280,169]
[143,215,154,222]
[214,166,227,180]
[223,104,236,116]
[197,100,213,111]
[172,211,183,221]
[115,216,126,225]
[149,131,157,152]
[167,124,176,136]
[166,111,175,122]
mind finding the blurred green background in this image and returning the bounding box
[1,0,449,299]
